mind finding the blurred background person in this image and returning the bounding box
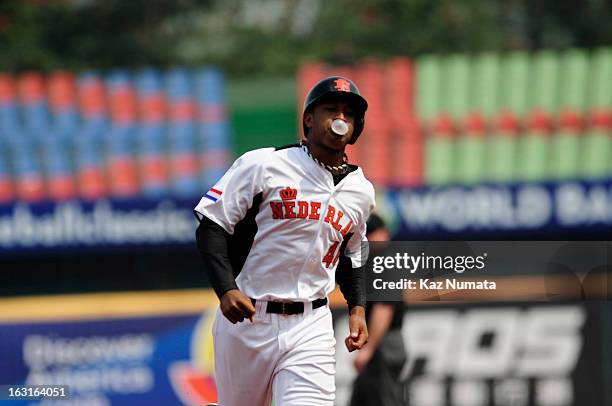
[349,213,407,406]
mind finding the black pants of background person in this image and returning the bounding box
[349,329,407,406]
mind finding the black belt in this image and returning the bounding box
[250,298,328,315]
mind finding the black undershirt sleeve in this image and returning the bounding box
[335,233,367,310]
[336,256,366,310]
[195,216,238,299]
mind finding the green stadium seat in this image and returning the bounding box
[416,55,441,122]
[443,54,470,121]
[418,55,454,185]
[518,50,559,182]
[486,51,529,182]
[551,49,589,179]
[502,51,530,118]
[473,53,500,118]
[456,53,498,184]
[582,48,612,179]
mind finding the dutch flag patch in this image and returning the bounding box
[204,188,223,202]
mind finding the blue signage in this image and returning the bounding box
[0,198,197,254]
[1,179,610,254]
[0,310,219,406]
[381,179,612,238]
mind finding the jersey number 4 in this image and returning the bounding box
[322,241,341,269]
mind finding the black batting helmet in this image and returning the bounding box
[302,76,368,144]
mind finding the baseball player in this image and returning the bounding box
[194,76,375,406]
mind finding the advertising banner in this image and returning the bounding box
[0,291,219,406]
[336,241,609,406]
[1,179,611,254]
[0,290,609,405]
[334,301,609,406]
[0,199,196,255]
[381,179,612,238]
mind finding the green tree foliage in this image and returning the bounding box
[0,0,213,71]
[0,0,610,75]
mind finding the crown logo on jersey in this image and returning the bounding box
[280,187,298,201]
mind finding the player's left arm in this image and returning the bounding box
[353,302,394,371]
[336,253,367,352]
[346,304,367,352]
[337,216,370,352]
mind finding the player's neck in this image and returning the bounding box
[303,140,345,167]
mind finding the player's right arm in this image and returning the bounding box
[196,218,254,323]
[194,149,272,323]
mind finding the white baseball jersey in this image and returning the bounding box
[194,145,376,302]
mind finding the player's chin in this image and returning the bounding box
[324,132,350,149]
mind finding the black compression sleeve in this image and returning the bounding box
[195,217,238,299]
[335,254,366,310]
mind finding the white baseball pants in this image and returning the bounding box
[212,300,336,406]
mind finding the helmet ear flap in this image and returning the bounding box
[302,107,313,138]
[349,117,365,144]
